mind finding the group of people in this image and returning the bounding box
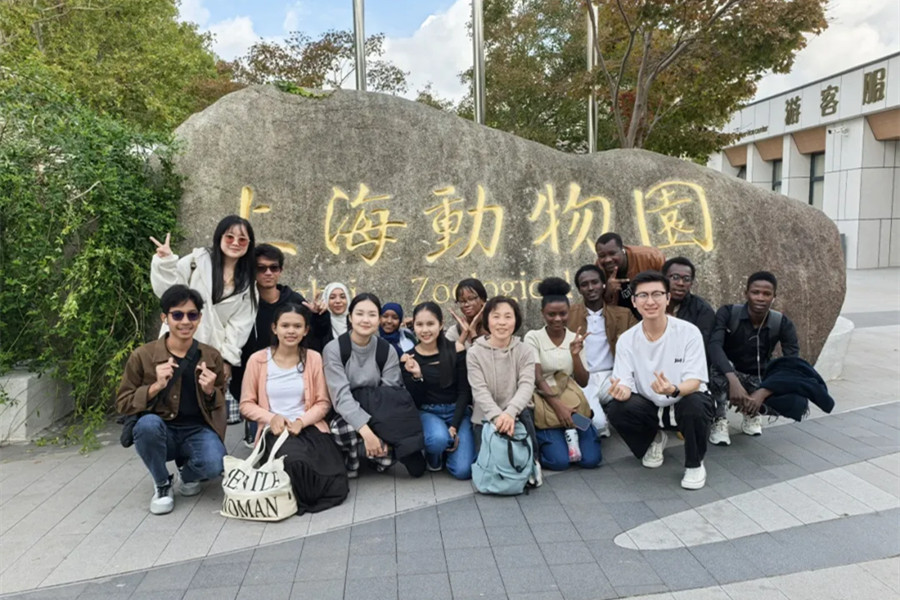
[117,216,829,517]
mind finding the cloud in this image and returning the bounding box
[283,2,305,33]
[382,0,471,102]
[208,16,261,61]
[177,0,210,27]
[754,0,900,100]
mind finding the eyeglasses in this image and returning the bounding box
[457,297,481,306]
[667,274,693,283]
[256,264,282,273]
[634,291,668,301]
[223,233,250,247]
[169,310,200,322]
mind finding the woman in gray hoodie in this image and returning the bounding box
[466,296,542,485]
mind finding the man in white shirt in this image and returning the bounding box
[606,271,714,490]
[567,265,638,436]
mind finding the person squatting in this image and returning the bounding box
[117,217,832,516]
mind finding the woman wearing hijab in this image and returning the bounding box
[310,282,350,351]
[379,302,416,357]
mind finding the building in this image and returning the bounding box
[707,53,899,269]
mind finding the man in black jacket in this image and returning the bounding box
[663,257,715,347]
[708,271,800,445]
[231,244,326,445]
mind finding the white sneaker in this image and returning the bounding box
[528,462,544,487]
[642,430,667,468]
[709,418,731,446]
[742,415,763,436]
[598,425,611,438]
[681,463,707,490]
[179,480,202,497]
[150,476,174,515]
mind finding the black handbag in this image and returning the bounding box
[119,341,200,447]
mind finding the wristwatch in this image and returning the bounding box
[667,384,681,398]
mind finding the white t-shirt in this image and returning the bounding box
[523,327,576,385]
[265,349,306,421]
[583,307,614,373]
[612,317,708,408]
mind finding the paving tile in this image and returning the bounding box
[298,529,350,557]
[644,498,692,519]
[289,579,344,600]
[351,517,395,538]
[493,543,547,569]
[642,547,717,591]
[346,552,397,579]
[189,561,249,588]
[396,529,442,553]
[134,562,201,593]
[858,557,900,593]
[395,506,440,533]
[182,585,239,600]
[130,591,185,600]
[549,563,616,600]
[694,500,765,540]
[241,560,298,586]
[236,582,292,600]
[868,453,900,477]
[672,588,731,599]
[349,533,396,557]
[786,473,871,517]
[815,468,900,511]
[499,565,559,594]
[396,548,446,575]
[568,514,622,541]
[448,566,506,598]
[661,508,728,547]
[444,546,496,572]
[620,521,682,550]
[770,562,896,600]
[507,592,565,600]
[588,540,663,588]
[252,539,303,564]
[605,501,658,531]
[845,459,900,496]
[720,578,790,600]
[440,526,489,549]
[5,584,86,600]
[486,524,538,547]
[726,491,804,532]
[538,541,595,566]
[528,520,580,544]
[754,480,839,525]
[343,575,398,600]
[398,572,451,600]
[294,552,348,582]
[729,533,797,577]
[611,584,671,598]
[687,541,766,585]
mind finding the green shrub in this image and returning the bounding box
[0,66,181,450]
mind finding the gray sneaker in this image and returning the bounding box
[709,418,731,446]
[150,475,174,515]
[742,414,763,436]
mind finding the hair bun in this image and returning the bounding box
[537,277,571,298]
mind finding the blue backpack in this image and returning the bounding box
[471,421,535,496]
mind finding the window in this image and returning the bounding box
[736,166,746,180]
[809,152,825,208]
[772,160,783,193]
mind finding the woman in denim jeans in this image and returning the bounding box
[401,302,475,479]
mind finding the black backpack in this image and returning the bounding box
[338,333,391,373]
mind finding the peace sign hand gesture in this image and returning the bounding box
[302,292,328,315]
[569,327,591,356]
[149,232,172,258]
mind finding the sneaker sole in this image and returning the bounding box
[709,438,731,446]
[150,503,174,515]
[681,478,706,490]
[642,458,664,469]
[179,486,202,497]
[742,430,762,437]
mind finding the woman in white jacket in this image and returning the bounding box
[150,216,258,379]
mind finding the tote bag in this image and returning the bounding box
[221,426,298,521]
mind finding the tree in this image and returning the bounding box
[585,0,827,153]
[234,29,409,95]
[0,0,225,131]
[462,0,827,160]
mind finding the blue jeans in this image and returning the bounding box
[420,405,475,480]
[133,414,226,485]
[536,425,602,471]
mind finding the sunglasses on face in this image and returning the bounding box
[256,264,282,274]
[169,310,200,322]
[223,233,250,247]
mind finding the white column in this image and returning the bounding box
[781,135,809,205]
[745,143,770,189]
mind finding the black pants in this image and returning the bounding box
[398,452,427,478]
[606,393,714,468]
[709,367,809,422]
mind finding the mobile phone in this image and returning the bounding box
[571,413,592,432]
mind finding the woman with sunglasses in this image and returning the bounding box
[240,304,349,514]
[151,215,258,382]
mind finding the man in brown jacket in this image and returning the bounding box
[568,265,638,436]
[595,232,665,318]
[117,285,227,515]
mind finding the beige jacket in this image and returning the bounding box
[466,336,536,424]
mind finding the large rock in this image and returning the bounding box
[173,85,844,363]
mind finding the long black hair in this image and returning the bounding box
[210,215,257,310]
[271,303,311,371]
[412,301,457,388]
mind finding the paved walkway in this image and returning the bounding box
[1,268,898,599]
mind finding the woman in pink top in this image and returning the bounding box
[240,304,348,514]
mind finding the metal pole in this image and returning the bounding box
[586,3,597,153]
[472,0,486,125]
[353,0,366,91]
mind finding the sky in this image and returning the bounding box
[178,0,900,104]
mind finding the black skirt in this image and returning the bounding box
[263,427,349,515]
